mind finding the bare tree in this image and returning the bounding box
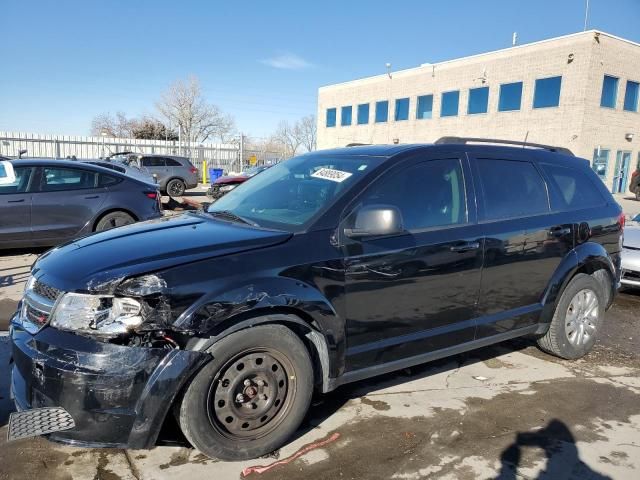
[91,112,135,138]
[296,115,317,152]
[156,76,237,145]
[271,121,303,158]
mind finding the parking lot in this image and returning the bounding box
[1,193,639,480]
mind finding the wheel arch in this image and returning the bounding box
[92,208,139,231]
[186,311,334,393]
[537,242,616,333]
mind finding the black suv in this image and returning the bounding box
[9,138,622,461]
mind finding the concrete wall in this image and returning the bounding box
[317,31,640,192]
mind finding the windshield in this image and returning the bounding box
[208,154,385,231]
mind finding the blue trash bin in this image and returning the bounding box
[208,168,224,182]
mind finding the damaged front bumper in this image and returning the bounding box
[9,319,210,449]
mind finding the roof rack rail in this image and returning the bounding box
[345,142,372,147]
[434,137,574,156]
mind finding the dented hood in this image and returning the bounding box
[33,212,292,293]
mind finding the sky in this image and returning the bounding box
[1,0,639,140]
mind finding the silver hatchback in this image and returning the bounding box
[621,215,640,287]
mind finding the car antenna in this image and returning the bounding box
[522,131,529,149]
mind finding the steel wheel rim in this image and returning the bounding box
[565,288,599,346]
[207,348,295,440]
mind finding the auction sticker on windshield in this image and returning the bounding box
[311,168,353,183]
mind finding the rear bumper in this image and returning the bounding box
[621,248,640,287]
[9,320,209,449]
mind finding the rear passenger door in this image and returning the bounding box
[31,166,107,241]
[141,157,170,186]
[470,154,574,338]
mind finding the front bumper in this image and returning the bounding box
[620,247,640,287]
[9,319,209,449]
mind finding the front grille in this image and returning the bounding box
[25,304,49,328]
[33,280,62,302]
[8,407,76,441]
[622,269,640,280]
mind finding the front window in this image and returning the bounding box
[326,108,337,127]
[357,103,369,124]
[416,95,433,119]
[375,101,389,123]
[208,154,385,231]
[498,82,523,111]
[468,87,489,114]
[533,76,562,108]
[600,75,618,108]
[394,98,409,121]
[623,80,639,112]
[440,91,459,117]
[341,106,352,126]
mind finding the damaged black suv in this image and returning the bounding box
[9,138,622,460]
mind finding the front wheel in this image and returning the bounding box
[178,324,313,461]
[537,273,604,359]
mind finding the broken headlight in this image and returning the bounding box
[50,293,143,337]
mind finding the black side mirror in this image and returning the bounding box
[344,204,404,239]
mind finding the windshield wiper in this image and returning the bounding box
[208,210,259,227]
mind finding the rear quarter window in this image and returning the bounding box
[540,163,606,211]
[98,173,122,187]
[165,158,183,167]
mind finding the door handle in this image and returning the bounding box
[549,226,571,237]
[450,241,480,253]
[84,195,100,199]
[7,199,25,203]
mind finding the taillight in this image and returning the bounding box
[618,212,626,231]
[190,167,198,174]
[144,191,158,200]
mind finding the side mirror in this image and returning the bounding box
[344,204,404,239]
[18,149,27,159]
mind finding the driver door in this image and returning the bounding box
[342,155,483,372]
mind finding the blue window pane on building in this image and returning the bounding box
[623,81,639,112]
[600,75,618,108]
[498,82,523,111]
[395,98,410,121]
[326,108,336,127]
[592,149,609,178]
[357,103,369,124]
[441,91,459,117]
[416,95,433,119]
[533,76,562,108]
[375,101,389,123]
[468,87,489,114]
[341,106,352,126]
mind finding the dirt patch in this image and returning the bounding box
[360,397,391,411]
[0,433,73,480]
[94,451,123,480]
[256,376,639,480]
[159,449,192,469]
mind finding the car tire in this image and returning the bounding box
[537,273,604,360]
[95,211,135,232]
[167,179,186,197]
[178,324,314,461]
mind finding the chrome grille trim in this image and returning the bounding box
[32,280,62,302]
[21,279,63,334]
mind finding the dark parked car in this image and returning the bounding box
[0,159,162,249]
[82,159,157,185]
[111,153,199,196]
[207,164,271,200]
[9,139,622,461]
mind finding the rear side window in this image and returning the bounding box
[42,167,97,191]
[540,163,605,210]
[98,174,122,187]
[360,159,467,230]
[477,159,549,220]
[142,157,166,167]
[165,158,182,167]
